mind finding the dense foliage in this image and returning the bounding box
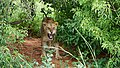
[0,46,34,68]
[43,0,120,67]
[0,0,39,67]
[0,0,120,68]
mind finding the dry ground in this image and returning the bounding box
[8,37,77,68]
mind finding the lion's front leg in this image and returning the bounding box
[54,43,62,59]
[42,42,47,57]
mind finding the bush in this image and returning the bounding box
[0,24,27,45]
[0,46,34,68]
[43,0,120,67]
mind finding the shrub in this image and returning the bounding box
[43,0,120,67]
[0,46,34,68]
[0,24,27,45]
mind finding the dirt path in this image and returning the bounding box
[9,37,77,68]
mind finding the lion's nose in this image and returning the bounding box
[50,29,53,34]
[49,31,55,36]
[50,31,52,34]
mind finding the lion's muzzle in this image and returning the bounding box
[47,33,55,40]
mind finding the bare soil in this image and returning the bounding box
[9,37,77,68]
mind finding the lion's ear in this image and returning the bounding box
[55,22,58,26]
[43,22,46,26]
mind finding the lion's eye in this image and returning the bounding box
[47,27,50,30]
[53,27,55,29]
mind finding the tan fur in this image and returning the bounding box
[41,17,61,59]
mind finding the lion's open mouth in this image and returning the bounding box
[48,33,53,39]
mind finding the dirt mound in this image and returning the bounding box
[9,37,77,68]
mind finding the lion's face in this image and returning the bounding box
[43,20,58,40]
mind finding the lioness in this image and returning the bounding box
[41,17,61,59]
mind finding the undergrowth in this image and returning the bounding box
[0,0,120,68]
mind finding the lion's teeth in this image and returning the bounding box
[50,36,52,38]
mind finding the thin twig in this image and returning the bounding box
[18,54,32,68]
[58,46,84,67]
[42,45,84,67]
[78,46,86,68]
[75,27,98,68]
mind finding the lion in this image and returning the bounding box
[40,17,61,59]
